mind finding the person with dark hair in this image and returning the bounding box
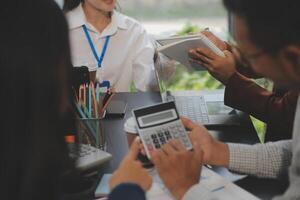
[0,0,74,199]
[0,0,150,199]
[63,0,157,92]
[189,30,298,142]
[106,0,300,199]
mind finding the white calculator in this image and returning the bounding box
[69,144,112,172]
[133,101,193,159]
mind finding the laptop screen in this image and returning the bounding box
[154,52,178,101]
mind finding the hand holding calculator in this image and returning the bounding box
[133,101,193,159]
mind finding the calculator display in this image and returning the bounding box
[138,109,177,127]
[142,110,174,124]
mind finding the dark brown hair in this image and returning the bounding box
[0,0,75,199]
[63,0,82,12]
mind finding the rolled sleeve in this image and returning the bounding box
[108,183,146,200]
[224,72,265,114]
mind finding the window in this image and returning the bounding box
[119,0,228,36]
[120,1,267,140]
[120,0,228,91]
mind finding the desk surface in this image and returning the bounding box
[100,92,288,200]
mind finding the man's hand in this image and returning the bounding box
[201,30,228,51]
[189,47,236,85]
[109,138,153,191]
[151,140,203,200]
[188,31,237,85]
[181,117,230,167]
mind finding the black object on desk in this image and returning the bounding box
[72,66,90,89]
[105,100,127,118]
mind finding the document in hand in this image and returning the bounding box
[156,33,225,71]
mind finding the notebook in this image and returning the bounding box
[156,33,225,71]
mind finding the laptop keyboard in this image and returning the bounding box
[172,96,210,124]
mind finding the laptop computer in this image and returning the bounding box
[154,53,241,126]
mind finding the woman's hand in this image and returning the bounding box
[109,138,153,191]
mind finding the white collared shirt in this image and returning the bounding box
[66,4,156,92]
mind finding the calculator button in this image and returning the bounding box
[158,132,164,137]
[153,138,159,144]
[155,144,161,149]
[147,144,154,151]
[179,131,186,137]
[166,135,172,140]
[173,135,180,140]
[173,132,179,137]
[158,137,165,141]
[151,134,157,139]
[79,153,86,157]
[159,136,166,141]
[182,139,189,144]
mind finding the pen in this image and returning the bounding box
[101,92,115,113]
[72,87,78,102]
[88,82,92,117]
[205,164,213,169]
[83,84,86,107]
[211,186,225,192]
[96,82,100,102]
[91,82,98,118]
[79,85,83,105]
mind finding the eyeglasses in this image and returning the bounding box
[233,44,267,66]
[243,50,267,63]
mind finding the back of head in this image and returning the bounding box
[223,0,300,52]
[63,0,81,12]
[0,0,74,199]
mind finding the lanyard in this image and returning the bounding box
[82,25,111,68]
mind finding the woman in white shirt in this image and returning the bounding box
[63,0,156,92]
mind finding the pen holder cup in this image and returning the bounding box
[77,118,106,151]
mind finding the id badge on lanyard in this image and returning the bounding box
[82,25,111,91]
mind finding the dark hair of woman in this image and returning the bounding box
[0,0,77,199]
[63,0,82,12]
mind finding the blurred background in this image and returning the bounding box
[55,0,270,142]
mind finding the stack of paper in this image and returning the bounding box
[95,167,258,200]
